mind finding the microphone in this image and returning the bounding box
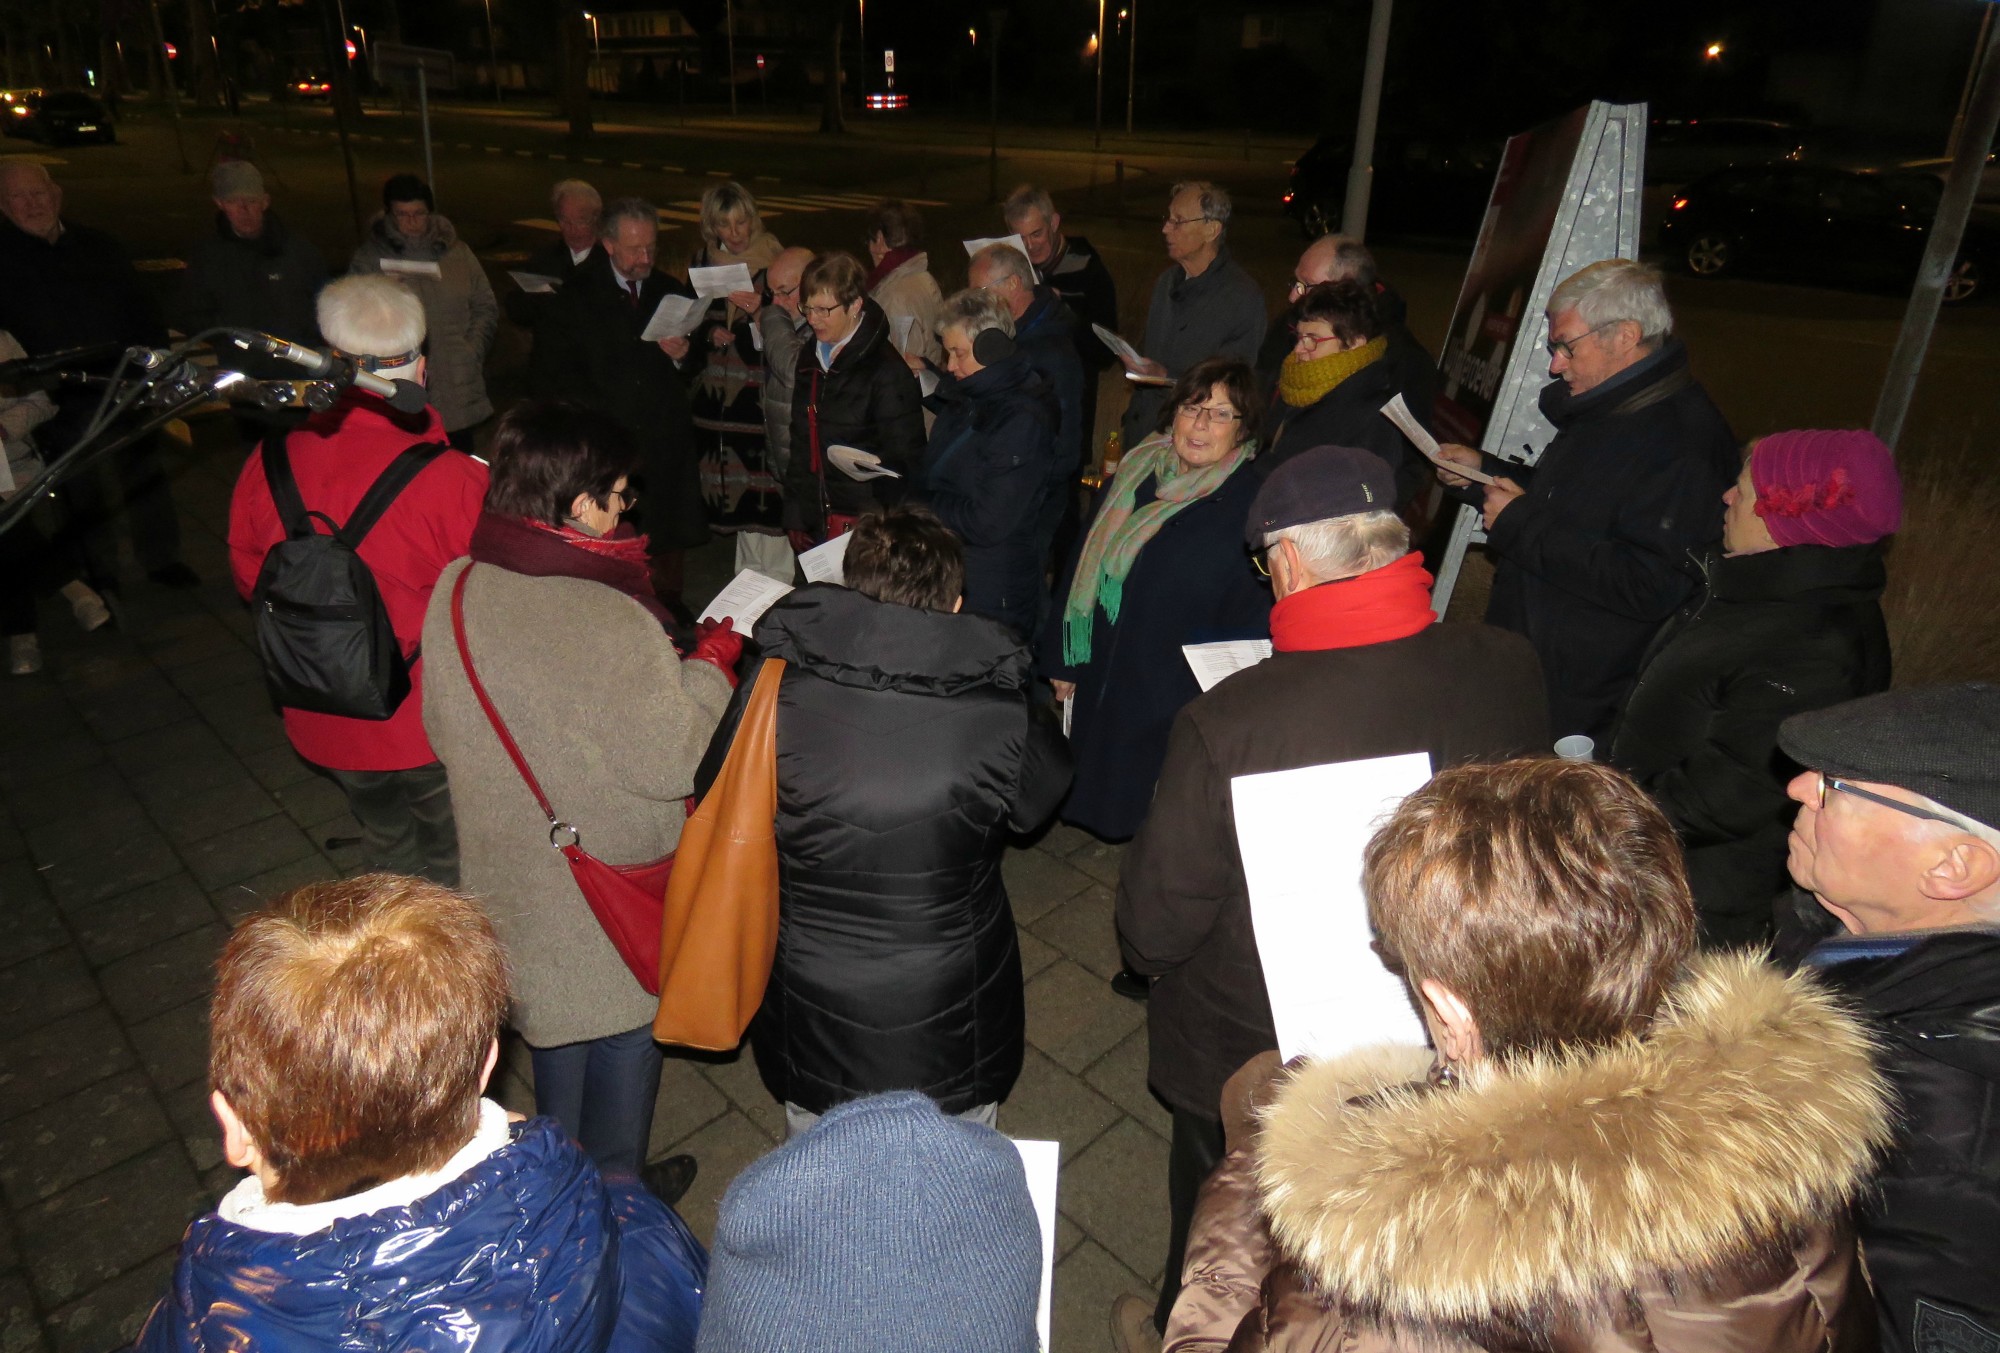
[224,331,431,416]
[0,342,129,382]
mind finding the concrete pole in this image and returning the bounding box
[1340,0,1393,241]
[417,65,434,193]
[483,0,501,102]
[727,0,738,116]
[144,0,190,173]
[1873,16,2000,450]
[987,8,1005,203]
[1093,0,1104,149]
[1124,0,1136,134]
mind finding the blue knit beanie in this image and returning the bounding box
[694,1091,1041,1353]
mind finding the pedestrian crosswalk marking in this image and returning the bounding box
[516,189,947,237]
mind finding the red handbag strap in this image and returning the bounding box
[450,564,560,827]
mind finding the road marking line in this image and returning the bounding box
[622,161,645,169]
[485,146,503,153]
[705,169,734,177]
[515,149,535,157]
[583,157,604,164]
[658,166,685,174]
[754,175,781,182]
[455,143,473,150]
[135,258,187,272]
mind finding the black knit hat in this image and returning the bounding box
[1777,682,2000,830]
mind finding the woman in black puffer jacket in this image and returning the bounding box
[1612,428,1900,948]
[695,507,1072,1131]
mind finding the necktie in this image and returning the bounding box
[627,279,641,308]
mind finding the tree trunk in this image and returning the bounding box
[819,16,844,133]
[560,9,593,138]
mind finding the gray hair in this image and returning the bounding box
[599,197,659,241]
[936,287,1015,341]
[1002,183,1056,227]
[1316,234,1377,288]
[1906,791,2000,921]
[1549,258,1674,347]
[1170,180,1233,230]
[550,178,601,213]
[699,180,764,251]
[318,274,426,359]
[970,242,1034,289]
[1264,510,1410,582]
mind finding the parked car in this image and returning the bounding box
[1282,132,1501,242]
[289,76,332,100]
[1660,162,1993,303]
[1896,150,2000,204]
[3,91,114,146]
[1647,117,1805,185]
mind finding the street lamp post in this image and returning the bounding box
[1092,0,1104,149]
[858,0,866,100]
[987,8,1005,202]
[725,0,737,116]
[1124,0,1136,133]
[480,0,500,101]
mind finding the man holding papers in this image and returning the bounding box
[532,197,709,615]
[1111,444,1546,1346]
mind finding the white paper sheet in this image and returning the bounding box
[796,531,852,585]
[889,313,919,354]
[1010,1138,1060,1352]
[1232,754,1434,1062]
[696,569,794,630]
[916,366,940,398]
[639,292,708,342]
[1380,392,1497,486]
[1182,640,1273,693]
[378,258,443,279]
[964,233,1031,265]
[826,444,902,481]
[507,270,560,294]
[1061,692,1073,738]
[689,262,754,298]
[0,440,14,496]
[1090,323,1145,367]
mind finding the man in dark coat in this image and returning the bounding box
[1770,684,2000,1353]
[1255,234,1441,429]
[1116,446,1548,1341]
[968,242,1085,569]
[781,251,925,542]
[532,196,708,597]
[0,161,195,589]
[696,508,1072,1133]
[502,178,604,339]
[917,290,1059,636]
[1437,259,1737,744]
[175,162,326,378]
[1119,182,1267,443]
[1613,429,1900,947]
[1004,183,1117,451]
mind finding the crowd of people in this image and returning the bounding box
[0,155,1991,1353]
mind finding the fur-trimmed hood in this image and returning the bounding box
[1255,952,1891,1339]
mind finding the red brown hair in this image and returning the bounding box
[1363,758,1695,1058]
[209,874,511,1204]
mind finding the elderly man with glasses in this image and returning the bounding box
[1116,181,1267,448]
[1770,683,2000,1353]
[1434,258,1737,745]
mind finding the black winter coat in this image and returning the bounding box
[503,238,604,332]
[1042,234,1119,446]
[1014,287,1088,483]
[531,254,708,551]
[175,212,327,378]
[1256,357,1421,506]
[782,299,925,536]
[1117,619,1548,1118]
[1612,545,1890,947]
[1255,282,1441,437]
[1782,913,2000,1353]
[698,586,1072,1115]
[918,354,1060,635]
[1037,460,1273,841]
[1478,340,1738,742]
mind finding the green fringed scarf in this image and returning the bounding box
[1061,431,1254,667]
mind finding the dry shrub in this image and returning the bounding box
[1881,446,2000,687]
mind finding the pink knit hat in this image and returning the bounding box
[1751,429,1902,549]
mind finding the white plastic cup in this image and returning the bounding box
[1554,734,1596,762]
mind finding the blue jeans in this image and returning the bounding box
[529,1023,664,1176]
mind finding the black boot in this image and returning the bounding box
[640,1153,699,1207]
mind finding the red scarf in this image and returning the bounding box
[864,246,919,291]
[1269,551,1436,653]
[467,512,672,627]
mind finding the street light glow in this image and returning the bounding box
[1704,42,1724,59]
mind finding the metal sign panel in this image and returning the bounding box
[1430,100,1646,615]
[371,41,458,91]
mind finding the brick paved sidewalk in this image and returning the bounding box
[0,431,1169,1352]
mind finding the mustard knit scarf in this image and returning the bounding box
[1276,335,1387,409]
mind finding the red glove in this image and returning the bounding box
[686,617,743,686]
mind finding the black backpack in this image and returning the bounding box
[249,432,448,720]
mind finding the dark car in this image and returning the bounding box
[1282,132,1501,242]
[1647,117,1805,185]
[5,91,114,146]
[1660,163,1992,303]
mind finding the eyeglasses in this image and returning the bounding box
[1175,403,1240,426]
[609,485,639,511]
[1250,547,1271,577]
[771,283,801,299]
[1162,213,1215,229]
[1291,328,1340,355]
[802,302,847,319]
[1544,323,1613,361]
[1815,771,1966,828]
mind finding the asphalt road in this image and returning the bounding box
[15,100,1999,465]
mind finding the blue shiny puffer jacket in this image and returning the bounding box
[133,1117,705,1352]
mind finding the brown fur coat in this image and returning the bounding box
[1166,953,1892,1353]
